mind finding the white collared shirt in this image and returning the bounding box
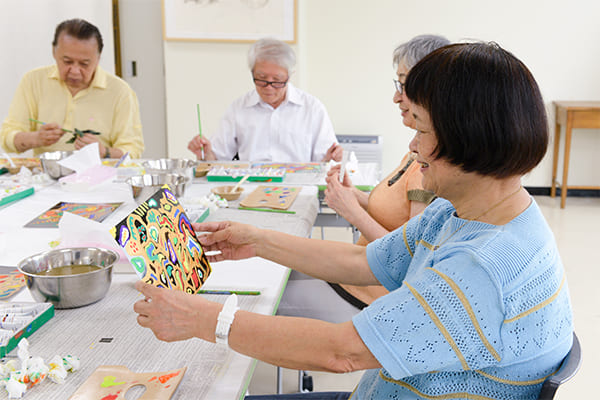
[210,83,337,162]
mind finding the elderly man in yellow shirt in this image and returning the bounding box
[1,18,144,159]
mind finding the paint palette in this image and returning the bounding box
[240,186,301,210]
[0,183,34,207]
[69,365,186,400]
[206,166,285,182]
[250,162,323,173]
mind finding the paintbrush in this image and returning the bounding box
[230,174,250,193]
[196,104,205,160]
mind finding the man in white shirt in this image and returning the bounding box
[188,38,341,163]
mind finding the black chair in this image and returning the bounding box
[537,331,582,400]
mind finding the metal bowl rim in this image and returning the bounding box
[17,247,119,278]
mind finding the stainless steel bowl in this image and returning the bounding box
[17,247,118,309]
[127,173,190,202]
[142,158,197,180]
[39,151,75,179]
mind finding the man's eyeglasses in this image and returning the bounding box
[253,78,288,89]
[393,79,405,95]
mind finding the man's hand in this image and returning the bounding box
[322,142,343,162]
[36,123,65,147]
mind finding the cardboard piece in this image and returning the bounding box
[69,365,186,400]
[110,186,211,293]
[240,185,301,210]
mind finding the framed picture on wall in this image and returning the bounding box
[162,0,296,43]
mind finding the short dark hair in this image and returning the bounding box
[405,42,548,178]
[52,18,103,53]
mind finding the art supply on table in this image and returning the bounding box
[197,104,205,160]
[240,185,301,210]
[238,207,296,214]
[0,183,34,207]
[1,151,16,168]
[230,174,250,193]
[199,289,261,295]
[207,166,285,182]
[114,151,130,167]
[24,201,122,228]
[0,302,54,358]
[0,266,26,300]
[111,185,211,293]
[69,365,186,400]
[339,150,349,183]
[250,162,323,173]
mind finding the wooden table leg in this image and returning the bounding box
[561,112,574,208]
[551,120,561,198]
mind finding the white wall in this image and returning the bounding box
[0,0,114,127]
[164,0,600,187]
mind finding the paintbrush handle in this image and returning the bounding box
[231,174,249,192]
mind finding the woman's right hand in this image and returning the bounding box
[194,221,259,262]
[324,167,362,221]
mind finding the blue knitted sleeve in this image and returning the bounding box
[355,248,505,380]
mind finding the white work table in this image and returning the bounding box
[0,174,319,400]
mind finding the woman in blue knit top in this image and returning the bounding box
[134,42,573,400]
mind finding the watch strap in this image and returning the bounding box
[215,294,239,346]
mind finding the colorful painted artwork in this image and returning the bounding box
[240,186,301,210]
[251,162,322,173]
[110,186,211,293]
[24,202,123,228]
[0,267,25,300]
[207,166,285,182]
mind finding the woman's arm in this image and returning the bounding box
[196,221,379,286]
[134,281,381,373]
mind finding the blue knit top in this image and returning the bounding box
[352,197,573,400]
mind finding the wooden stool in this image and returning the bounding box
[551,101,600,208]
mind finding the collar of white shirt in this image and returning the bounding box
[245,82,305,109]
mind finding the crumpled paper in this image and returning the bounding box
[57,143,116,191]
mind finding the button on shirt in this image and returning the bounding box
[210,83,337,162]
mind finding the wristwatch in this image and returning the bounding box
[104,146,110,159]
[215,294,239,346]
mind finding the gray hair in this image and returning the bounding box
[392,34,450,70]
[248,38,296,74]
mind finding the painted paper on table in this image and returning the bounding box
[24,202,122,228]
[0,266,26,300]
[110,186,211,293]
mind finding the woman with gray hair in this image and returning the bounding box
[276,35,451,328]
[188,37,341,162]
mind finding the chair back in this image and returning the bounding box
[537,331,582,400]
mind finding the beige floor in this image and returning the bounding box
[248,195,598,398]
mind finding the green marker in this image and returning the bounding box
[237,207,296,214]
[198,289,261,295]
